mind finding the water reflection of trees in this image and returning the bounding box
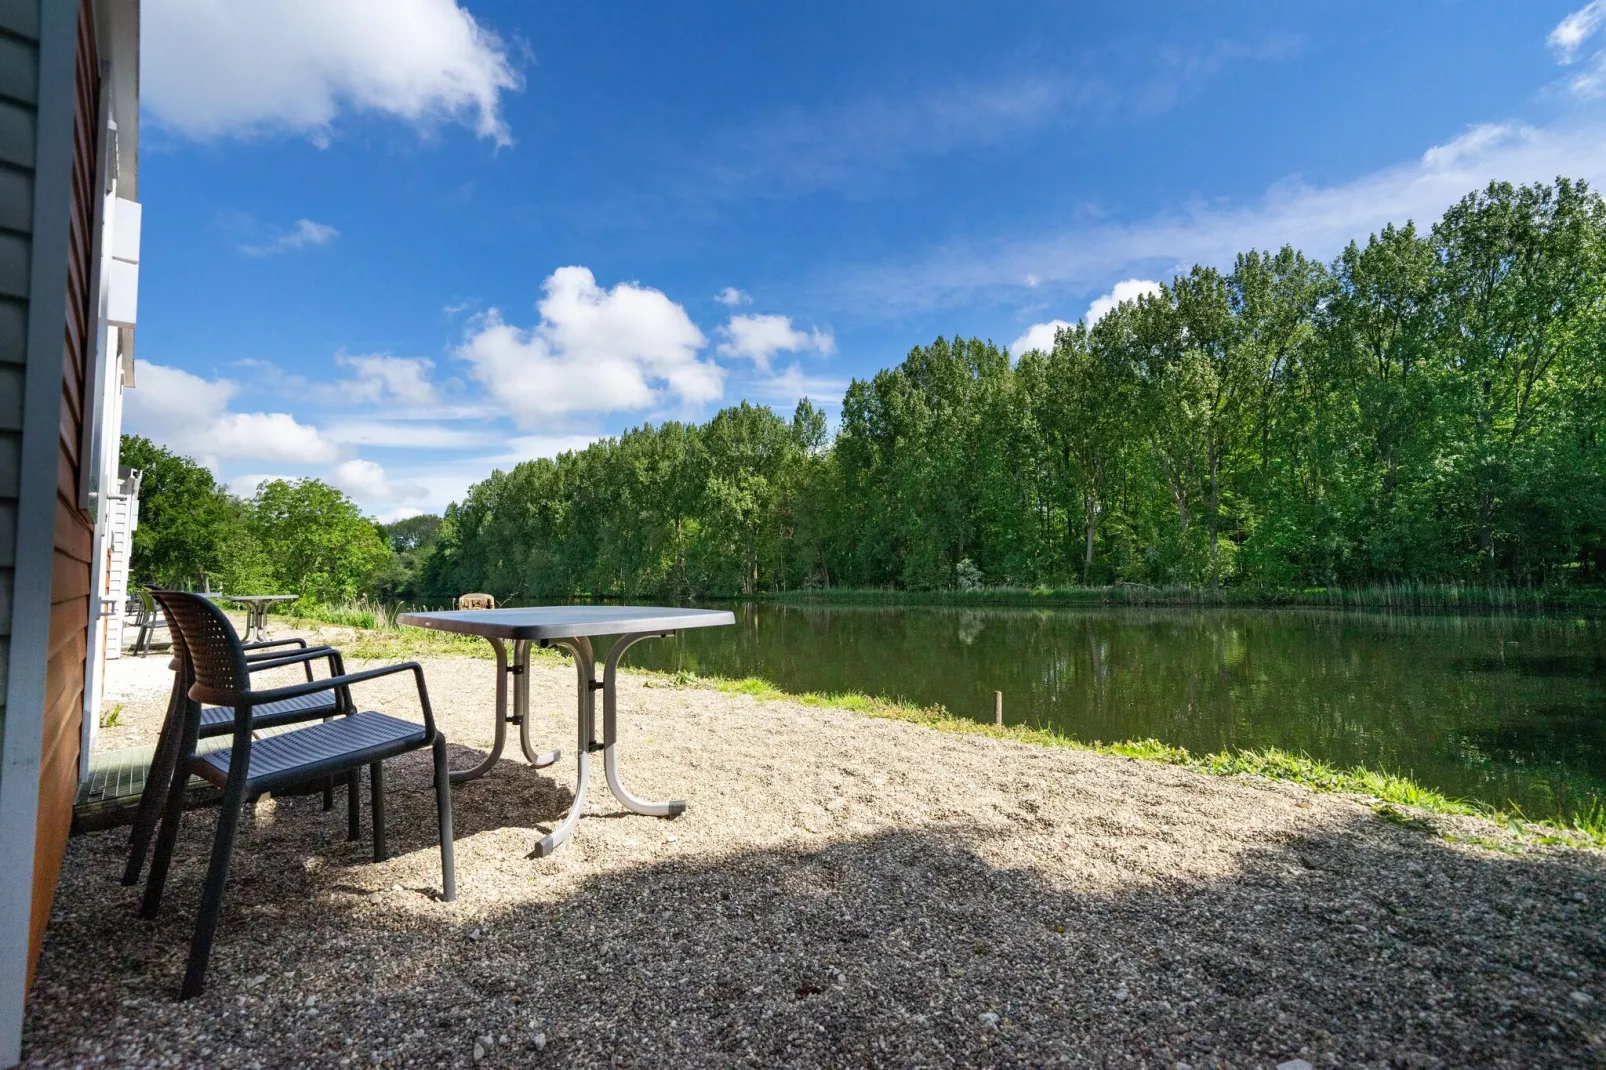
[629,604,1606,820]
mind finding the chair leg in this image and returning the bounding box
[123,682,187,886]
[140,753,194,919]
[346,771,360,841]
[370,762,387,863]
[180,779,248,1000]
[322,777,334,812]
[433,736,456,903]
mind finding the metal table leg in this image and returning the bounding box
[514,639,561,769]
[447,637,511,783]
[532,637,594,858]
[602,632,683,817]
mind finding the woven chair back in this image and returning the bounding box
[455,592,496,610]
[148,590,251,708]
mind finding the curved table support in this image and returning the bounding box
[531,637,595,858]
[515,639,561,769]
[450,637,562,783]
[603,632,684,817]
[447,637,512,783]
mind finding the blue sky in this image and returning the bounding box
[127,0,1606,520]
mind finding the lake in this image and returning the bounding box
[607,602,1606,823]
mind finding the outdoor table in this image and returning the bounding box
[222,594,298,643]
[395,606,736,856]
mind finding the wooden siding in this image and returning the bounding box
[29,0,97,972]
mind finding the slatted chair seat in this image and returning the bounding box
[198,692,340,735]
[196,711,425,787]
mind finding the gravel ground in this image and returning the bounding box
[25,643,1606,1068]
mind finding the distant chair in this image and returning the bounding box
[130,589,170,655]
[455,593,495,610]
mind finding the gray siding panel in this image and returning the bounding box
[0,100,33,169]
[0,1,39,41]
[0,34,37,105]
[0,231,25,298]
[0,296,22,359]
[0,163,30,233]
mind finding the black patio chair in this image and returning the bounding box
[130,589,168,655]
[120,610,358,889]
[140,589,456,1000]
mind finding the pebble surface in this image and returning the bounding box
[25,648,1606,1067]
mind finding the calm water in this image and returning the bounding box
[606,603,1606,822]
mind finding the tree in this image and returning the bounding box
[249,479,391,603]
[119,435,234,588]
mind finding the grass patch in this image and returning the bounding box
[671,669,1605,850]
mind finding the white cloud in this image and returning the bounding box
[500,433,605,463]
[323,419,500,450]
[1551,2,1606,62]
[239,218,338,257]
[455,267,722,423]
[716,314,834,372]
[1086,279,1163,325]
[143,0,521,144]
[1552,3,1606,97]
[228,473,291,499]
[329,458,428,504]
[125,362,342,465]
[1009,320,1073,358]
[740,365,849,407]
[715,287,750,306]
[835,116,1606,313]
[331,354,438,405]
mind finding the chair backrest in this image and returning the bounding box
[456,592,495,610]
[147,589,252,708]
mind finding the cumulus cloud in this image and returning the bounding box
[144,0,521,144]
[716,314,834,372]
[1086,279,1163,325]
[715,287,750,306]
[455,267,722,422]
[329,458,429,504]
[1009,320,1073,358]
[239,218,337,256]
[331,354,438,406]
[125,362,342,466]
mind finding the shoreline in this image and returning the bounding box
[280,614,1606,853]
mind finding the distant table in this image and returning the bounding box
[222,594,298,643]
[396,606,736,857]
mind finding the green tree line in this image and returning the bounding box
[424,179,1606,599]
[120,436,402,604]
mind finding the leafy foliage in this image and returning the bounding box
[424,181,1606,598]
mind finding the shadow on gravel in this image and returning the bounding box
[24,748,1606,1070]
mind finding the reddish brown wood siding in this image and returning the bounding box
[29,0,98,972]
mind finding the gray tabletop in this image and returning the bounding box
[396,605,736,641]
[223,594,297,604]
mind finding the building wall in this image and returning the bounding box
[34,0,100,972]
[0,2,80,1063]
[0,4,43,731]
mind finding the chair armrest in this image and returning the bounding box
[242,637,308,653]
[245,646,341,672]
[242,661,435,737]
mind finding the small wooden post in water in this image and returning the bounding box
[994,691,1003,727]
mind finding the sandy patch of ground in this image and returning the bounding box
[26,645,1606,1068]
